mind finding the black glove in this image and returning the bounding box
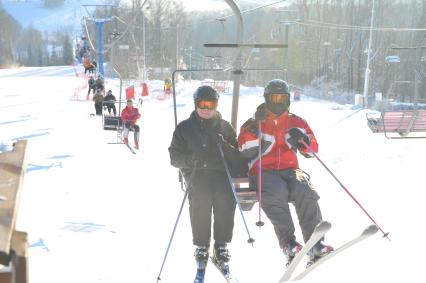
[254,107,268,122]
[212,133,237,155]
[211,133,228,147]
[286,128,310,150]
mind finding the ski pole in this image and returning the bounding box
[300,140,390,241]
[217,143,255,245]
[256,122,265,227]
[156,171,189,282]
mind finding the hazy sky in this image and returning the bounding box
[176,0,285,11]
[177,0,231,11]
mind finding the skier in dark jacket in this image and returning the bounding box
[95,74,105,94]
[238,79,333,267]
[104,90,117,116]
[168,85,247,281]
[87,75,96,99]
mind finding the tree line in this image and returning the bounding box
[99,0,425,99]
[0,0,73,67]
[1,0,425,99]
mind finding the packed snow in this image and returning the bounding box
[1,65,425,283]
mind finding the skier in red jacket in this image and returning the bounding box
[121,99,141,149]
[238,79,333,267]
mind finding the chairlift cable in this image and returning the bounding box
[296,19,426,32]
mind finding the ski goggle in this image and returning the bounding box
[269,94,289,104]
[196,100,218,110]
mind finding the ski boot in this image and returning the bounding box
[306,240,334,267]
[212,244,231,277]
[283,239,303,267]
[123,138,129,145]
[134,141,139,150]
[194,246,209,283]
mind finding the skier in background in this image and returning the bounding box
[121,99,141,149]
[104,90,117,116]
[87,75,96,99]
[238,79,333,267]
[164,78,172,95]
[83,56,94,75]
[90,60,97,74]
[95,73,105,94]
[93,90,104,116]
[168,85,247,282]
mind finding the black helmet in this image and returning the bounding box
[107,90,112,95]
[193,85,219,101]
[264,79,290,115]
[264,79,290,96]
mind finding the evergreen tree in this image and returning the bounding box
[62,33,74,65]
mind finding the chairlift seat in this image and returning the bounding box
[367,110,426,138]
[103,115,122,131]
[233,178,257,211]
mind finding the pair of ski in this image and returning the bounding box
[116,136,138,154]
[279,221,379,282]
[124,143,138,154]
[194,257,239,283]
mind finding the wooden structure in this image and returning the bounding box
[0,141,28,283]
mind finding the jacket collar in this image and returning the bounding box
[190,110,221,128]
[257,103,289,120]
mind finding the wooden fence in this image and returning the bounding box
[0,141,28,283]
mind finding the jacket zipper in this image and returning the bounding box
[275,119,281,169]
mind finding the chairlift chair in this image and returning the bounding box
[366,45,426,138]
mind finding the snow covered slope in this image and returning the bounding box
[1,65,425,283]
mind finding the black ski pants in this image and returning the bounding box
[250,169,322,247]
[88,86,96,95]
[106,104,116,115]
[188,170,236,247]
[95,103,103,115]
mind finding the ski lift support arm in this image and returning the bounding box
[203,40,288,129]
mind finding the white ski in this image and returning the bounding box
[209,256,240,283]
[291,224,379,281]
[278,221,331,282]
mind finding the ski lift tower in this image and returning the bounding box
[204,0,287,129]
[82,4,115,76]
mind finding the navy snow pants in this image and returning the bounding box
[250,169,322,247]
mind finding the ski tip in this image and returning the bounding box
[317,221,332,231]
[364,224,379,235]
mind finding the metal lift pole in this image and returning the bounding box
[223,0,244,129]
[96,21,106,75]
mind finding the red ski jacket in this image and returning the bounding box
[121,106,141,124]
[238,104,318,175]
